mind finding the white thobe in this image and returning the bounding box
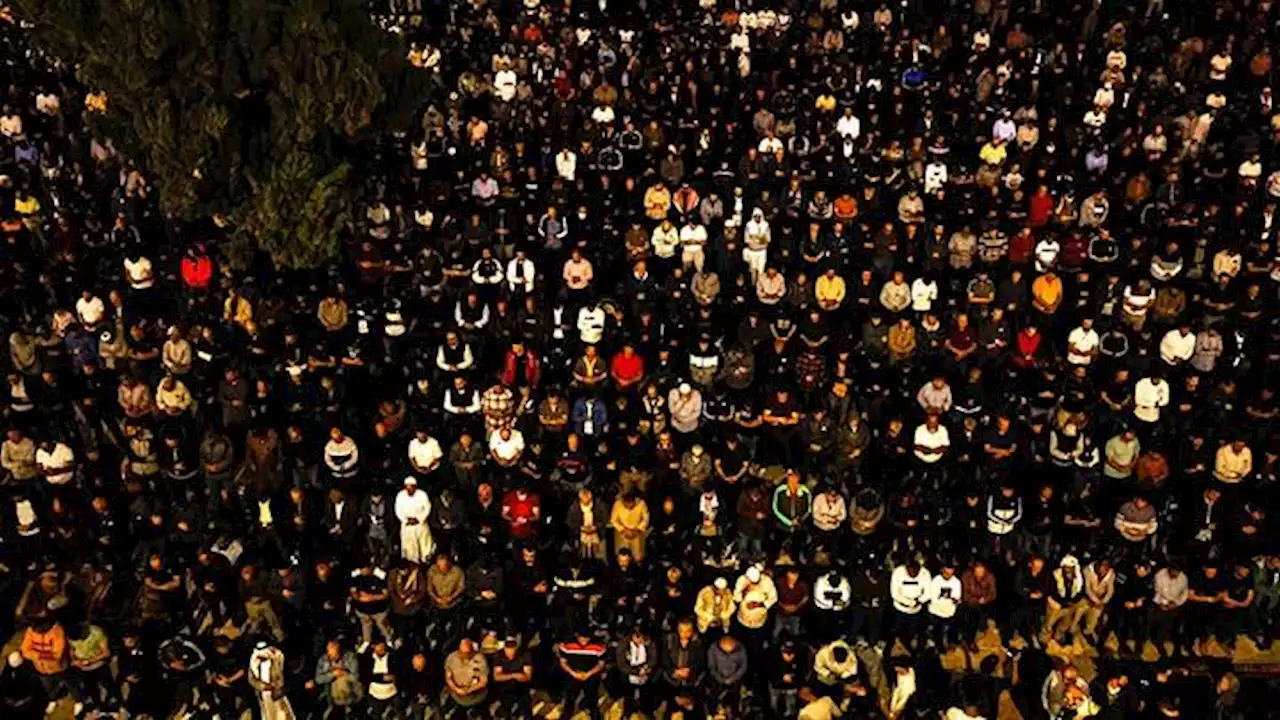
[395,489,435,563]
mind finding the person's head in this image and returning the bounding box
[457,638,475,657]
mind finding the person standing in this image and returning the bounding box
[1150,564,1189,658]
[309,639,361,716]
[248,642,295,720]
[890,560,932,648]
[443,638,489,714]
[395,477,434,563]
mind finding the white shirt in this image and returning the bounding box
[506,257,536,293]
[812,493,848,531]
[927,574,962,618]
[489,429,525,463]
[679,224,708,248]
[1133,378,1169,423]
[745,218,772,249]
[36,443,75,485]
[494,69,518,102]
[1066,327,1099,365]
[0,114,22,138]
[890,566,932,614]
[910,278,938,312]
[124,257,154,289]
[369,653,397,699]
[1122,286,1152,316]
[836,114,861,139]
[1033,238,1060,272]
[76,296,105,325]
[35,93,60,115]
[1159,330,1196,365]
[924,161,948,194]
[913,424,950,463]
[758,136,783,154]
[590,105,615,125]
[394,488,431,524]
[812,574,851,610]
[407,436,443,471]
[324,438,360,471]
[992,118,1016,143]
[555,151,577,181]
[651,224,680,258]
[577,306,605,344]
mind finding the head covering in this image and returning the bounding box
[403,476,418,487]
[713,577,728,590]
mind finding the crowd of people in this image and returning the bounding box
[2,0,1280,717]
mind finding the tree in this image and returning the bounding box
[14,0,420,269]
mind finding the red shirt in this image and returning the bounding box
[1008,230,1034,266]
[610,351,645,384]
[181,255,213,289]
[1029,192,1054,227]
[502,490,540,538]
[1014,329,1043,367]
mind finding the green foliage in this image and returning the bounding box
[233,152,352,271]
[13,0,417,270]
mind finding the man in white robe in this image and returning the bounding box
[248,642,295,720]
[395,476,434,563]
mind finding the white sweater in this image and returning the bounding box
[890,566,932,614]
[927,575,962,618]
[812,494,848,532]
[1133,378,1169,423]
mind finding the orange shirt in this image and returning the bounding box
[1031,274,1063,313]
[21,624,67,675]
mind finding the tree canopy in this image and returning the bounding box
[14,0,424,269]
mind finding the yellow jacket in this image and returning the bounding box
[693,586,736,633]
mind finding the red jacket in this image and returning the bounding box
[502,349,541,388]
[181,254,213,289]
